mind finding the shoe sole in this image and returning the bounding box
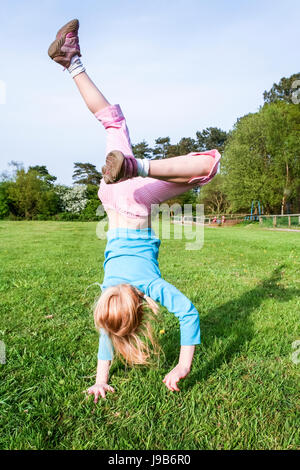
[102,151,125,184]
[48,19,80,61]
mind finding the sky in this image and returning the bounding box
[0,0,299,185]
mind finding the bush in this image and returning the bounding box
[0,181,11,219]
[80,199,103,221]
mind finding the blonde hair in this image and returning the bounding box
[93,284,161,366]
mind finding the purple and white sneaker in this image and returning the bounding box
[102,151,138,184]
[48,19,81,68]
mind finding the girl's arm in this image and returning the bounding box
[163,345,195,392]
[148,278,200,392]
[86,359,115,402]
[85,329,115,402]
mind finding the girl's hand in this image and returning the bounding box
[163,364,190,392]
[85,383,115,402]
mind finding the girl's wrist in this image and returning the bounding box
[178,362,191,373]
[178,345,195,373]
[96,359,111,384]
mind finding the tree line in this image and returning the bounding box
[0,73,299,220]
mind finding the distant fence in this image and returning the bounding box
[258,214,300,229]
[172,213,300,228]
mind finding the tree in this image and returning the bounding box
[222,102,300,214]
[81,183,103,219]
[132,140,152,159]
[152,137,171,159]
[163,189,198,212]
[197,174,229,214]
[36,190,60,218]
[196,127,228,153]
[7,168,58,219]
[0,182,11,218]
[55,185,88,213]
[173,137,198,156]
[0,160,24,182]
[72,162,102,185]
[28,165,57,186]
[263,73,300,104]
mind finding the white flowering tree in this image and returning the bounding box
[55,185,88,213]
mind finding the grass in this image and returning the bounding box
[0,221,299,450]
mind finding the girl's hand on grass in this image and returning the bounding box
[162,364,190,392]
[85,383,115,402]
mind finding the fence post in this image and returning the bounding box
[273,216,277,227]
[288,216,291,227]
[259,216,262,225]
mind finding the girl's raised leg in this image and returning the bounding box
[47,19,134,161]
[47,19,221,187]
[73,72,110,114]
[148,154,216,184]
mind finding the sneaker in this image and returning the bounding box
[102,151,138,184]
[48,19,81,68]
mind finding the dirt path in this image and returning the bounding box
[263,228,300,233]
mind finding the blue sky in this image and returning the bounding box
[0,0,299,185]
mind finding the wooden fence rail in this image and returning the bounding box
[171,214,300,227]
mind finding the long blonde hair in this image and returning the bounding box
[93,284,161,366]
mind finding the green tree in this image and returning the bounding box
[36,190,60,218]
[263,73,300,104]
[7,168,59,219]
[72,162,102,185]
[196,127,228,153]
[197,174,229,214]
[132,140,152,159]
[28,165,57,186]
[164,189,198,210]
[174,137,198,156]
[222,101,300,214]
[0,181,11,218]
[152,137,171,159]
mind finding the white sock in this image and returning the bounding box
[136,158,150,177]
[68,55,86,78]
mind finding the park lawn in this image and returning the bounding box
[0,221,299,450]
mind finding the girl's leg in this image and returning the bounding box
[73,74,217,185]
[72,71,217,186]
[72,72,134,157]
[72,73,134,161]
[148,154,215,184]
[73,72,110,114]
[48,19,220,191]
[47,19,134,158]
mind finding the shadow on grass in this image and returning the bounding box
[159,265,300,388]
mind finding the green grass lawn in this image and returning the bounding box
[0,221,299,450]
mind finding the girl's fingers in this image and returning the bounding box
[100,388,106,399]
[163,374,181,392]
[172,379,180,392]
[172,378,180,391]
[107,386,115,393]
[166,379,174,392]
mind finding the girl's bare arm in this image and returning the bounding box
[85,360,114,401]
